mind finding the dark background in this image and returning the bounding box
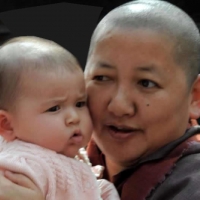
[0,0,199,67]
[0,1,103,67]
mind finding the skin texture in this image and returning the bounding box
[5,69,92,158]
[1,1,200,198]
[0,29,199,199]
[0,36,80,112]
[0,36,93,199]
[85,28,199,178]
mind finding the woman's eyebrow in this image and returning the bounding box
[135,65,156,71]
[134,65,161,75]
[97,61,115,69]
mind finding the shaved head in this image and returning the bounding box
[87,0,200,87]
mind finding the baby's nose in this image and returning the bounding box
[65,109,80,125]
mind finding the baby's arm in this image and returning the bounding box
[0,139,58,200]
[0,153,48,199]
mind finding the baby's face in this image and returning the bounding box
[10,68,93,158]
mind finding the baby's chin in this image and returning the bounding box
[61,147,83,158]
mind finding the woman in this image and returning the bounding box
[1,0,200,199]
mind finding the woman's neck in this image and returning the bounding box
[105,157,127,182]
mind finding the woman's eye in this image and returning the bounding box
[76,101,86,108]
[93,75,109,81]
[139,79,157,88]
[47,105,60,112]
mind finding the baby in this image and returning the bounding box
[0,36,120,200]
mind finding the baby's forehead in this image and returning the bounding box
[18,72,86,110]
[18,66,84,95]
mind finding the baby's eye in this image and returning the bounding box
[139,79,157,88]
[76,101,86,108]
[47,105,60,112]
[93,75,109,81]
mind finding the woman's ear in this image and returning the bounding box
[0,110,15,141]
[189,74,200,119]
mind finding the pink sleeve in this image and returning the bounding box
[97,179,120,200]
[0,152,49,197]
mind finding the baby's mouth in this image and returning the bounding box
[70,131,83,143]
[73,133,81,137]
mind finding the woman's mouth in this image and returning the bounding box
[109,125,134,133]
[106,125,141,140]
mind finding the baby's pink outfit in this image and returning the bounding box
[0,138,120,200]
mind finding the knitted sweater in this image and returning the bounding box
[0,138,119,200]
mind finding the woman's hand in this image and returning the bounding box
[0,171,44,200]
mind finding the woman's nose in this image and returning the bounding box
[107,88,135,117]
[65,109,80,125]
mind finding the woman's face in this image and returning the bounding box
[85,29,193,167]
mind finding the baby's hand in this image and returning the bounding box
[91,165,104,179]
[75,148,104,178]
[75,148,92,166]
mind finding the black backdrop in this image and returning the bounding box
[0,0,199,67]
[0,2,102,68]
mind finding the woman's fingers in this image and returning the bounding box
[0,172,44,200]
[4,171,38,190]
[0,174,20,200]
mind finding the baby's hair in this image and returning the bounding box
[88,0,200,88]
[0,36,81,111]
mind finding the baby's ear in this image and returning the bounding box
[0,110,15,141]
[189,74,200,119]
